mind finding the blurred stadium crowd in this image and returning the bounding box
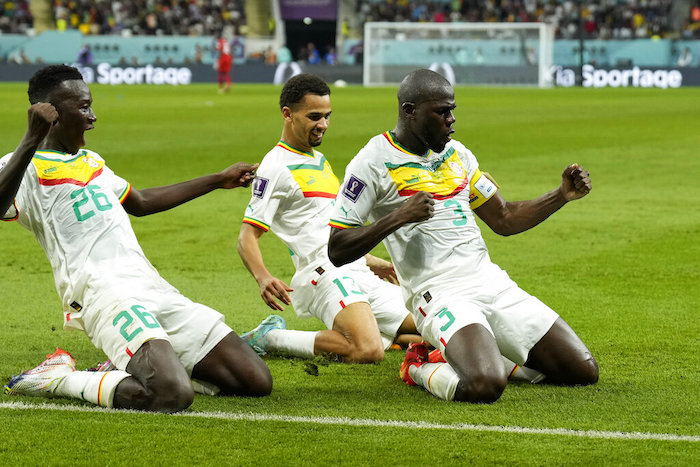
[1,1,699,39]
[358,0,698,39]
[0,0,247,36]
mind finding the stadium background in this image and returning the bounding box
[1,0,699,85]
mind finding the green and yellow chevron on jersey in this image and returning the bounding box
[32,150,104,187]
[383,145,469,200]
[278,141,340,199]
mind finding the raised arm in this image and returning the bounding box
[123,162,258,217]
[1,103,58,216]
[474,164,591,236]
[328,191,435,266]
[237,222,293,311]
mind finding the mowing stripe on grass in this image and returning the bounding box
[1,401,698,443]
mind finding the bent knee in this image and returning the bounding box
[454,373,507,404]
[143,377,194,413]
[247,366,273,397]
[347,343,384,363]
[570,354,599,386]
[233,363,273,397]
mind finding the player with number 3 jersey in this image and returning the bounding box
[328,69,599,403]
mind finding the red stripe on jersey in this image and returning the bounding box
[397,176,469,200]
[37,168,104,187]
[302,191,337,198]
[418,307,426,316]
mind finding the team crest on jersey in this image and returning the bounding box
[253,177,269,198]
[449,160,464,176]
[82,154,100,168]
[342,174,366,203]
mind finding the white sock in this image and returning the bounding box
[502,356,546,384]
[409,362,460,401]
[55,370,130,408]
[191,379,221,396]
[264,329,317,358]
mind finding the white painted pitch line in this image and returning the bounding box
[1,401,698,443]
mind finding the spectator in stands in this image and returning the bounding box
[277,45,292,64]
[306,43,321,65]
[324,47,337,65]
[77,45,92,66]
[677,47,693,67]
[264,46,276,65]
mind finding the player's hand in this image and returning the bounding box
[258,275,293,311]
[397,191,434,224]
[219,162,259,189]
[365,254,399,285]
[560,163,592,201]
[26,102,58,141]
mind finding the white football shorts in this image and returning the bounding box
[290,260,410,349]
[412,278,558,366]
[71,285,232,374]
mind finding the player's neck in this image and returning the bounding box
[279,132,312,155]
[391,127,428,156]
[39,137,79,155]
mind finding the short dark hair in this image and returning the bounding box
[28,65,84,104]
[279,73,330,110]
[397,68,451,106]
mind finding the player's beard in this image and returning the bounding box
[309,131,324,147]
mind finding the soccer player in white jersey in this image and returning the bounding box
[237,73,420,362]
[0,65,271,413]
[328,69,598,403]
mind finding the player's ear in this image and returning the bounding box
[281,106,293,120]
[401,102,415,118]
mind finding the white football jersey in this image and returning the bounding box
[329,132,500,299]
[1,149,167,326]
[243,141,360,270]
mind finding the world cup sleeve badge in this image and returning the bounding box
[342,174,366,203]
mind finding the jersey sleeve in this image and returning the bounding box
[0,154,20,221]
[329,153,376,230]
[242,159,286,232]
[459,146,498,210]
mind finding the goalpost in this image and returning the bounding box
[363,22,555,88]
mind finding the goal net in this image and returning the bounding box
[363,22,555,88]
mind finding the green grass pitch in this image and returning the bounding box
[0,82,698,465]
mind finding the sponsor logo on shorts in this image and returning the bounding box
[253,177,269,198]
[343,175,366,203]
[423,291,432,303]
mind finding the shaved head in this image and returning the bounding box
[397,69,452,106]
[392,69,457,154]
